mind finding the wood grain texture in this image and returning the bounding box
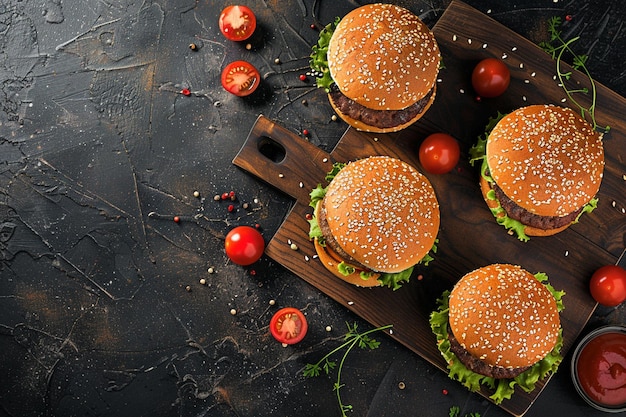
[233,1,625,415]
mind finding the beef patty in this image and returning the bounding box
[317,200,371,272]
[329,83,433,129]
[448,331,530,379]
[492,182,582,230]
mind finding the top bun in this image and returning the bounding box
[322,156,439,273]
[327,3,440,111]
[448,264,560,369]
[487,105,604,217]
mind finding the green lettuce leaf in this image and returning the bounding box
[309,17,340,92]
[429,273,565,405]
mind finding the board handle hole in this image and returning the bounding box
[258,136,286,164]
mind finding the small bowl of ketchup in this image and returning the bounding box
[571,325,626,413]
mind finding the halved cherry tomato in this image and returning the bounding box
[224,225,265,265]
[219,5,256,41]
[270,307,308,345]
[589,265,626,307]
[418,133,461,174]
[471,58,511,98]
[221,61,260,97]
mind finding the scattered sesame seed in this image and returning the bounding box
[452,34,457,41]
[199,278,206,285]
[511,46,518,51]
[193,190,200,198]
[398,382,406,390]
[290,243,299,250]
[482,43,488,48]
[274,58,281,64]
[230,308,237,315]
[459,88,465,94]
[326,325,332,332]
[565,250,569,256]
[281,343,288,348]
[278,173,284,178]
[322,157,328,163]
[208,267,215,274]
[347,301,354,305]
[269,299,276,305]
[502,53,508,59]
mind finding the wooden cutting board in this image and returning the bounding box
[233,1,625,416]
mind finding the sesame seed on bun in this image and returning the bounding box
[325,3,440,132]
[448,264,560,370]
[320,156,439,274]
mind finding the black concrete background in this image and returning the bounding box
[1,1,624,417]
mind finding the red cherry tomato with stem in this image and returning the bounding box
[221,61,260,97]
[418,133,461,174]
[219,5,256,41]
[589,265,626,307]
[471,58,511,98]
[270,307,308,344]
[224,225,265,265]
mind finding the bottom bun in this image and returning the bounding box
[479,176,571,237]
[313,238,381,287]
[328,87,436,133]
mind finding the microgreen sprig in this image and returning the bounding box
[303,322,392,417]
[539,16,610,133]
[449,406,481,417]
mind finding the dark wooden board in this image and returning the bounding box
[233,1,625,416]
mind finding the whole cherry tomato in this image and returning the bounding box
[270,307,308,345]
[219,5,256,41]
[221,61,260,97]
[224,226,265,265]
[471,58,511,98]
[589,265,626,307]
[418,133,461,174]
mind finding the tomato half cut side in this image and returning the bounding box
[221,61,260,97]
[219,5,256,41]
[270,307,308,345]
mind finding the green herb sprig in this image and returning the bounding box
[449,406,481,417]
[539,16,610,133]
[303,322,392,417]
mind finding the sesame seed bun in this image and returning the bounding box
[448,264,560,370]
[326,3,440,131]
[487,105,604,218]
[320,156,439,274]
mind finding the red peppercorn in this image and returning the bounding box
[565,14,573,21]
[181,88,191,96]
[442,389,449,395]
[249,269,257,276]
[302,129,309,136]
[305,213,312,220]
[299,74,307,81]
[255,223,261,229]
[228,204,234,212]
[229,191,236,199]
[221,192,229,200]
[474,95,482,102]
[173,216,180,223]
[310,23,316,30]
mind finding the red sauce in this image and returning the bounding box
[576,332,626,407]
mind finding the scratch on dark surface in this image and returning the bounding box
[55,19,121,51]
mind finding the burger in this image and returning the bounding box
[469,104,604,241]
[308,156,439,290]
[429,264,565,404]
[309,3,441,133]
